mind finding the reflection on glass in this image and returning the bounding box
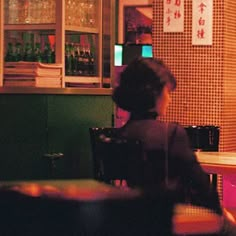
[65,0,97,28]
[4,0,56,24]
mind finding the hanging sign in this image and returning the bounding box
[192,0,213,45]
[163,0,184,32]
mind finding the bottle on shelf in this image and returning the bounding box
[47,43,53,63]
[34,42,42,62]
[83,45,90,75]
[73,44,79,75]
[23,0,31,24]
[51,44,56,63]
[4,40,56,63]
[77,45,85,75]
[8,0,19,24]
[15,42,23,61]
[65,42,72,75]
[23,42,34,62]
[33,0,42,23]
[69,43,76,75]
[42,42,53,63]
[64,42,97,76]
[88,48,95,75]
[87,0,96,27]
[5,42,16,62]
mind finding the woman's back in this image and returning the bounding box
[118,116,222,215]
[111,57,236,234]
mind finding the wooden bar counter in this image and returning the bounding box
[197,152,236,175]
[0,179,223,235]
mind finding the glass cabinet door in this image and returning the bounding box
[4,0,56,24]
[1,0,115,89]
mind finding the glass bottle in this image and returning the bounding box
[34,0,41,23]
[65,43,72,75]
[23,0,31,24]
[46,43,53,63]
[15,42,23,61]
[83,46,90,75]
[51,44,56,63]
[65,0,72,25]
[42,43,53,63]
[78,45,85,75]
[87,0,96,27]
[88,48,95,75]
[69,43,75,75]
[73,44,79,75]
[5,43,15,62]
[78,0,86,27]
[8,0,19,24]
[34,43,42,62]
[23,42,33,61]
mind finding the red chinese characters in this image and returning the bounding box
[197,2,207,39]
[192,0,212,45]
[164,0,183,32]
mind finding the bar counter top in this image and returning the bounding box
[196,152,236,175]
[197,152,236,165]
[0,87,113,95]
[0,179,223,235]
[0,179,140,200]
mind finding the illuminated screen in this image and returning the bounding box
[114,44,153,66]
[142,45,153,58]
[114,45,123,66]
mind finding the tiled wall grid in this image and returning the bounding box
[153,0,236,152]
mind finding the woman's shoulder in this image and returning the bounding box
[170,122,186,134]
[119,120,188,140]
[156,121,188,142]
[156,121,185,133]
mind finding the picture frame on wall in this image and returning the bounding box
[118,0,153,44]
[124,5,152,44]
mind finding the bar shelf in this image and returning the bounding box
[0,0,114,90]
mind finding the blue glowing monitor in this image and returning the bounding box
[142,45,153,58]
[114,44,153,66]
[114,45,123,66]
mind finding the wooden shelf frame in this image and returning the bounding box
[0,0,115,92]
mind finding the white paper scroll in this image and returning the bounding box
[192,0,213,45]
[163,0,184,32]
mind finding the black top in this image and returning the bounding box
[118,112,222,215]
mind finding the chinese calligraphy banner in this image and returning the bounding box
[192,0,213,45]
[163,0,184,32]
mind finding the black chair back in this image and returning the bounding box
[88,128,180,235]
[89,127,144,186]
[184,126,220,151]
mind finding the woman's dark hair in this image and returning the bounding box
[112,57,176,112]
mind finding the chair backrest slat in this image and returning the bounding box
[89,127,143,185]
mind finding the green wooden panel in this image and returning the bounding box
[0,95,48,180]
[47,95,114,179]
[0,94,113,180]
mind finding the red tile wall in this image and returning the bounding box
[153,0,236,151]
